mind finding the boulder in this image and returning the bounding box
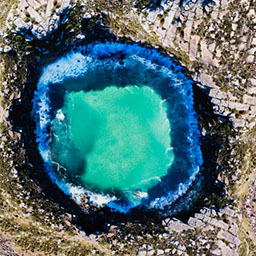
[211,248,221,255]
[215,240,238,256]
[194,213,211,223]
[164,218,193,233]
[183,20,193,42]
[189,35,200,61]
[248,87,256,95]
[200,40,214,65]
[243,95,256,105]
[0,46,12,53]
[13,17,31,32]
[209,88,226,100]
[249,78,256,86]
[229,224,239,236]
[137,250,147,256]
[188,217,205,228]
[230,118,246,128]
[162,10,176,30]
[209,219,229,231]
[228,102,249,112]
[219,207,235,217]
[217,230,240,246]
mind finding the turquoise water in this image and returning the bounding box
[51,86,174,200]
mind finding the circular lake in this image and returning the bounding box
[33,42,203,212]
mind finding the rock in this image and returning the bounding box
[200,40,214,65]
[108,225,119,233]
[220,207,235,217]
[0,106,8,124]
[209,219,229,230]
[209,88,226,100]
[137,250,147,256]
[48,14,61,33]
[243,95,256,105]
[0,46,12,53]
[211,10,219,20]
[248,47,256,56]
[217,230,240,246]
[163,24,177,48]
[107,233,115,238]
[60,0,72,13]
[146,9,159,23]
[89,234,96,240]
[200,207,211,216]
[156,249,164,255]
[198,73,217,88]
[208,42,216,53]
[246,55,254,63]
[221,0,229,8]
[194,213,211,223]
[188,217,205,228]
[27,6,43,24]
[177,250,184,255]
[248,87,256,95]
[155,26,167,39]
[215,240,238,256]
[147,250,155,256]
[184,20,193,42]
[229,224,238,236]
[230,118,246,128]
[0,234,18,256]
[249,78,256,87]
[211,248,222,255]
[228,102,249,112]
[212,101,229,115]
[179,40,189,53]
[164,218,193,233]
[162,10,176,30]
[13,17,31,31]
[76,34,86,40]
[31,26,47,40]
[178,244,186,251]
[250,106,256,116]
[202,225,215,232]
[7,0,72,40]
[247,121,256,129]
[189,35,200,61]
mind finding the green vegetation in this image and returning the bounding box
[135,0,152,10]
[35,3,47,14]
[0,0,18,30]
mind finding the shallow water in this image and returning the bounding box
[51,86,173,201]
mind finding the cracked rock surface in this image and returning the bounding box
[7,0,72,40]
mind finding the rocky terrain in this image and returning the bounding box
[0,0,256,255]
[6,0,72,40]
[139,0,256,130]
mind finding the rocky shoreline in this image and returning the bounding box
[0,0,256,255]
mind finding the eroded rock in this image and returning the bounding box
[7,0,73,40]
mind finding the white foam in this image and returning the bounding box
[150,166,200,209]
[56,109,65,121]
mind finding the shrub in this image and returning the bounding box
[24,10,30,17]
